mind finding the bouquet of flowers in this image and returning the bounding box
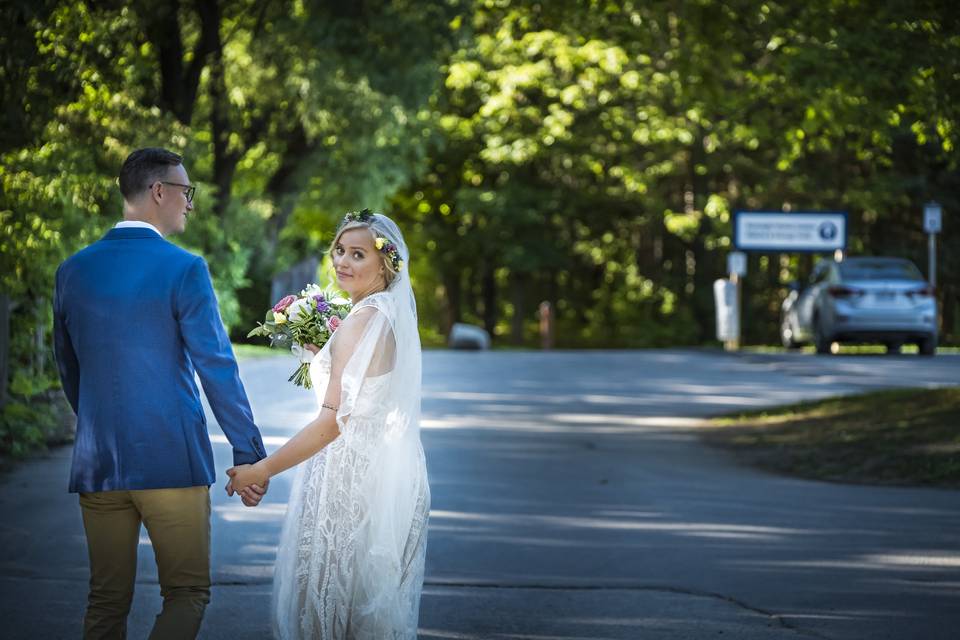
[247,284,352,388]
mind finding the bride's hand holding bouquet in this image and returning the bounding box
[247,284,351,388]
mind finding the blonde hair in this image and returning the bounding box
[329,220,400,287]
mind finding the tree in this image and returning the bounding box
[0,0,460,454]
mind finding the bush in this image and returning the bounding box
[0,389,75,458]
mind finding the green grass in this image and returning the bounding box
[703,387,960,488]
[233,343,282,360]
[742,344,960,355]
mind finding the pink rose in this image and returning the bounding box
[326,316,342,333]
[272,294,297,313]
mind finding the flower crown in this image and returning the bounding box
[375,236,404,271]
[342,208,375,225]
[340,208,404,271]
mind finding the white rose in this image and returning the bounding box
[301,283,323,297]
[286,297,312,322]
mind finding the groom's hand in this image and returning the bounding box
[240,481,268,507]
[226,465,270,506]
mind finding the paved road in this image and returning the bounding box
[1,350,958,639]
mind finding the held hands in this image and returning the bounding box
[238,482,267,507]
[226,462,271,507]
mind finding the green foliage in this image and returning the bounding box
[0,402,48,457]
[396,0,959,346]
[2,0,959,460]
[0,392,73,458]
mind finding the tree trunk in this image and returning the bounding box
[207,13,239,220]
[146,0,235,223]
[147,0,221,125]
[33,298,45,377]
[442,270,462,337]
[262,124,317,260]
[510,272,527,345]
[481,262,497,337]
[688,133,715,343]
[0,293,9,407]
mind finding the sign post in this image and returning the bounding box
[714,279,738,347]
[725,251,747,351]
[923,201,942,288]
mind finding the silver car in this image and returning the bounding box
[781,257,938,355]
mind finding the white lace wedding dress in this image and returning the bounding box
[272,291,430,640]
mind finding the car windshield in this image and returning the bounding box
[839,260,923,281]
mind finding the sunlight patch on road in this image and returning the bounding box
[734,554,960,572]
[860,552,960,569]
[420,414,706,434]
[548,414,707,428]
[417,629,483,639]
[423,390,776,408]
[237,544,279,555]
[429,510,804,540]
[214,502,287,523]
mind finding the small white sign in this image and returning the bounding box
[727,251,747,277]
[924,202,942,233]
[713,278,739,341]
[734,211,847,252]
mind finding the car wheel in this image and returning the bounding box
[813,316,832,355]
[919,334,937,357]
[781,318,800,349]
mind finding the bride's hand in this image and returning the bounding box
[226,462,270,496]
[237,481,268,507]
[304,343,320,355]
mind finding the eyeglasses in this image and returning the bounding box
[159,181,196,203]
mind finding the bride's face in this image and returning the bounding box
[332,227,386,299]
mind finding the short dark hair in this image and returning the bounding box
[118,147,183,201]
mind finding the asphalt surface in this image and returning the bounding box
[1,349,958,639]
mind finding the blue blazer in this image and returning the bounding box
[53,227,266,493]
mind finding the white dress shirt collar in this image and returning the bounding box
[114,220,163,237]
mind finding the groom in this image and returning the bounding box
[53,147,267,639]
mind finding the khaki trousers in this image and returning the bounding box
[78,486,211,640]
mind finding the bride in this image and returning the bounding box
[227,210,430,639]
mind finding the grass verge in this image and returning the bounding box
[233,343,282,360]
[702,386,960,488]
[742,344,960,355]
